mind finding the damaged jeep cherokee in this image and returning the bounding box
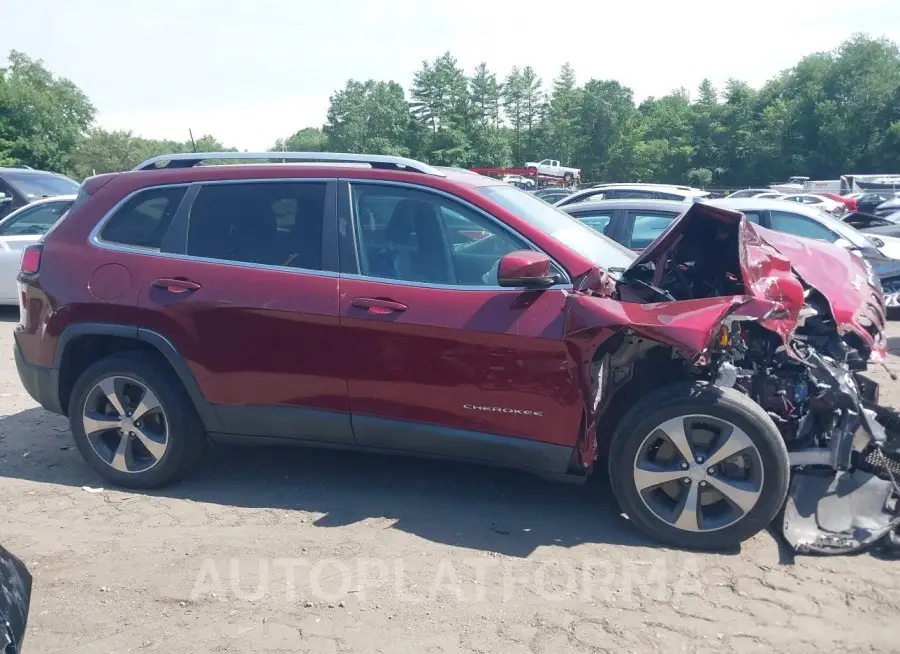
[14,152,900,554]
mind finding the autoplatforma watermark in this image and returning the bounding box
[190,555,704,605]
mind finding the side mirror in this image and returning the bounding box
[498,250,557,288]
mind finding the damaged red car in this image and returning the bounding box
[14,153,900,554]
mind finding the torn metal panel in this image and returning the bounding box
[783,470,900,555]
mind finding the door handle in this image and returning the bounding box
[351,297,408,314]
[152,278,202,294]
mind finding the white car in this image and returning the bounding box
[0,195,75,304]
[555,184,710,208]
[781,193,845,216]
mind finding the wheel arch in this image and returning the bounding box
[54,323,222,431]
[590,331,693,458]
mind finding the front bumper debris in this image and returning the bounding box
[781,373,900,556]
[783,470,900,555]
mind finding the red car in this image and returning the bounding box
[13,152,900,553]
[812,191,858,211]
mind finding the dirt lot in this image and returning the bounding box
[3,310,900,653]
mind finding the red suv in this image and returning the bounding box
[14,153,900,553]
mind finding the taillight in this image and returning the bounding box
[20,244,42,274]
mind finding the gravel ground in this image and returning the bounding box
[3,308,900,653]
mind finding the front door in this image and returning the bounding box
[132,178,353,443]
[338,181,580,472]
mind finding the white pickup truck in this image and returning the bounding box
[523,159,581,182]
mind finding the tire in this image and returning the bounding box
[563,172,573,182]
[68,351,206,489]
[608,382,789,550]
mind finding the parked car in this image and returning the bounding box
[0,167,79,220]
[812,191,858,211]
[874,197,900,217]
[781,193,846,216]
[754,192,785,200]
[554,184,709,208]
[0,545,32,654]
[856,192,900,215]
[563,197,900,309]
[559,199,687,250]
[523,159,580,182]
[532,188,573,204]
[726,188,771,199]
[0,195,75,304]
[13,152,900,554]
[500,174,534,190]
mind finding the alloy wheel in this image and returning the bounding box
[81,375,169,474]
[632,414,764,532]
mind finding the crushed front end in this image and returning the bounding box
[606,203,900,555]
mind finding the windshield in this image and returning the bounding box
[4,172,80,200]
[477,184,636,272]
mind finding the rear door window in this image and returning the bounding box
[573,211,613,234]
[186,181,327,270]
[100,186,187,250]
[624,211,679,249]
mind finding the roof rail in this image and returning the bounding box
[133,152,446,177]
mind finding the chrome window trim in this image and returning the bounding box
[343,178,574,288]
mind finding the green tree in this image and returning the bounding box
[544,63,582,167]
[271,127,326,152]
[324,79,410,155]
[502,67,525,164]
[0,50,95,171]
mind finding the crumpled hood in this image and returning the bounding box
[622,203,886,360]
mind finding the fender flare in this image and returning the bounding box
[53,322,222,431]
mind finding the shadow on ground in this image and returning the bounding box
[0,406,741,558]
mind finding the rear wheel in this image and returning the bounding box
[69,352,206,489]
[608,382,789,550]
[563,172,573,182]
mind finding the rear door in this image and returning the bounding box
[336,180,579,472]
[130,178,353,444]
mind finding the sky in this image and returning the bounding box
[5,0,900,151]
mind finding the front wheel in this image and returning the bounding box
[608,382,789,550]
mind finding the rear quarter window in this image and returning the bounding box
[99,186,187,250]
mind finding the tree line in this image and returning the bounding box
[2,34,899,188]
